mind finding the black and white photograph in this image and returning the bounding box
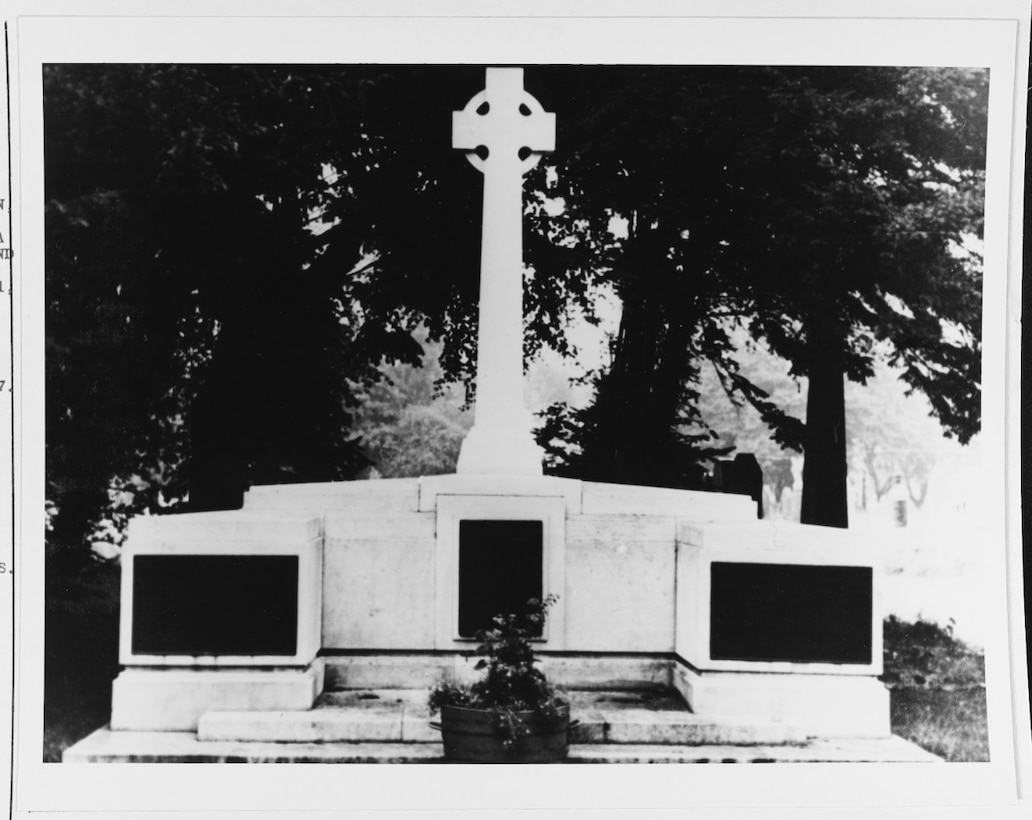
[4,4,1030,818]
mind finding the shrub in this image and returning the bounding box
[428,595,567,747]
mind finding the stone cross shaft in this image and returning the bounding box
[452,68,555,475]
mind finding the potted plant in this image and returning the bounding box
[428,595,572,763]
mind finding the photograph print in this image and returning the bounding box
[7,7,1025,816]
[42,61,993,769]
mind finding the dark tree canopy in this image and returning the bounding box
[527,66,986,525]
[44,63,986,547]
[44,64,585,543]
[44,65,455,536]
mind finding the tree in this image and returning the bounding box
[528,67,798,488]
[742,68,986,527]
[44,65,584,548]
[351,330,471,477]
[696,338,963,517]
[45,66,385,542]
[527,66,985,527]
[843,361,964,511]
[45,65,986,551]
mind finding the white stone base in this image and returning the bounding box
[111,662,325,731]
[455,424,544,475]
[674,664,890,737]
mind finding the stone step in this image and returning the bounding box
[568,737,943,764]
[195,688,809,746]
[63,730,943,764]
[323,652,674,691]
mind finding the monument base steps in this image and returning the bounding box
[326,653,888,737]
[61,735,942,764]
[195,688,809,746]
[62,732,942,764]
[67,683,941,764]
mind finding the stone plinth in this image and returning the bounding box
[120,511,323,667]
[111,511,325,732]
[675,520,883,676]
[111,663,325,732]
[672,519,886,736]
[243,477,421,513]
[105,474,891,744]
[674,665,891,737]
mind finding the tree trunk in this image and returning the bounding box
[580,274,658,485]
[579,227,701,489]
[800,317,849,528]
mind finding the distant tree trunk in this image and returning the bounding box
[800,315,849,528]
[905,476,930,509]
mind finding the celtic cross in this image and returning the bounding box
[452,67,556,475]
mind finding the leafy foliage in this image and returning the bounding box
[44,66,481,543]
[44,64,987,547]
[696,341,967,514]
[428,595,567,747]
[526,66,985,522]
[45,65,380,539]
[881,615,985,690]
[881,615,987,762]
[43,64,596,549]
[350,331,471,477]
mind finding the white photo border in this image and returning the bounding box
[5,3,1029,817]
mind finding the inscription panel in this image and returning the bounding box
[132,554,299,657]
[709,562,872,664]
[458,520,543,638]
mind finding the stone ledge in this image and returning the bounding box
[127,511,323,545]
[244,479,421,512]
[418,473,583,512]
[567,737,943,764]
[63,730,445,764]
[678,519,871,556]
[63,730,941,764]
[194,689,809,746]
[581,482,754,519]
[192,688,826,747]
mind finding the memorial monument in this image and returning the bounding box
[65,68,936,763]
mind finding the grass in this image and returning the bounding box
[881,615,989,762]
[41,558,991,763]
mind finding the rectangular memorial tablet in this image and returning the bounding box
[709,561,872,664]
[131,554,299,657]
[458,519,543,638]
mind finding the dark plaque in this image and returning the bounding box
[132,554,299,656]
[458,520,543,638]
[709,562,872,664]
